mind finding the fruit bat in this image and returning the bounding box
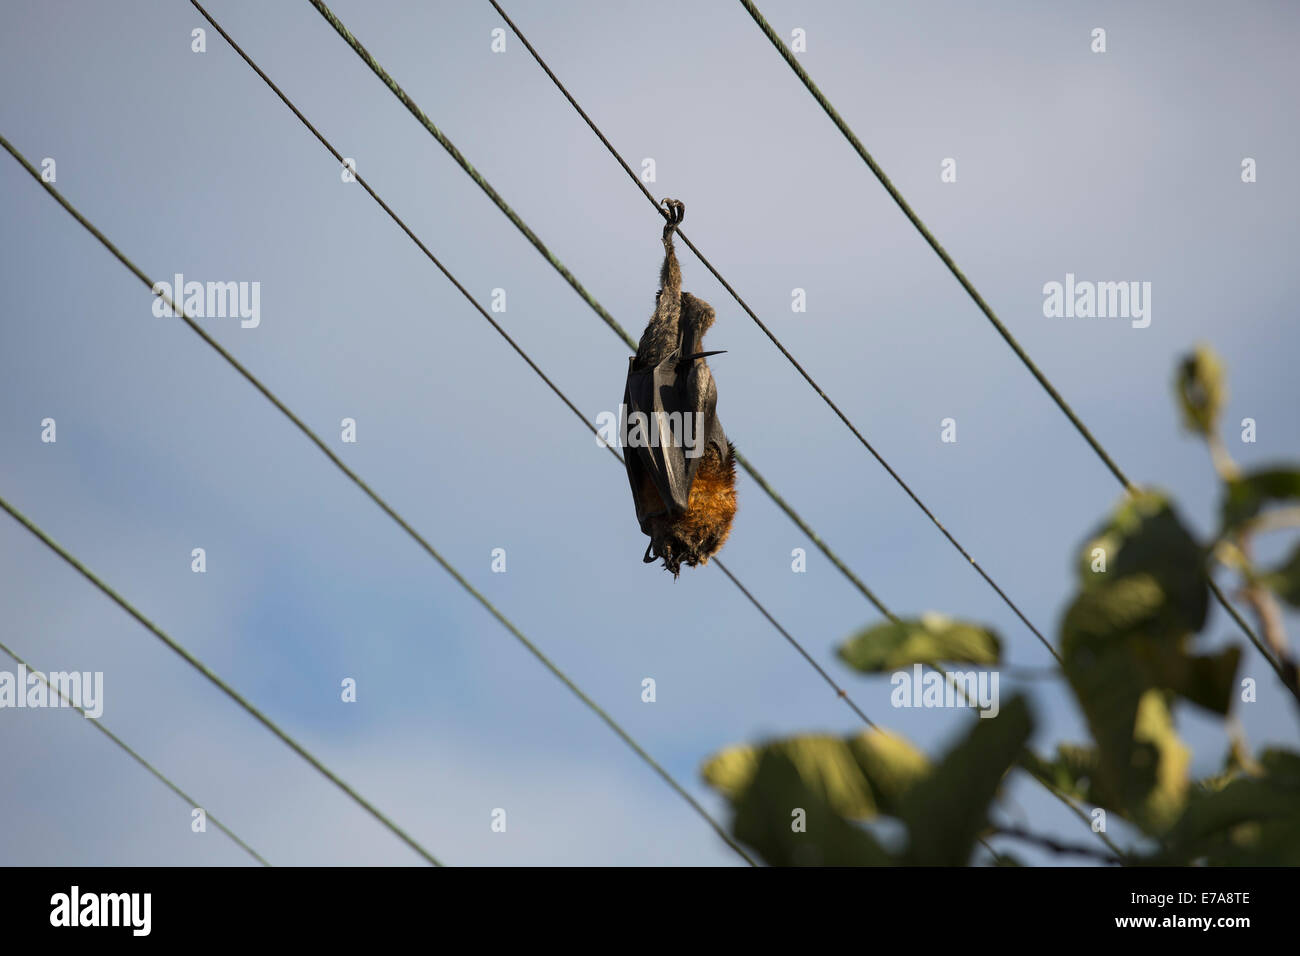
[622,199,736,576]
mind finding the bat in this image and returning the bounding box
[622,199,737,576]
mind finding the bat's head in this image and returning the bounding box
[643,528,703,578]
[643,443,737,578]
[643,527,727,578]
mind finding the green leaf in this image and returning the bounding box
[1262,541,1300,608]
[1059,634,1148,809]
[1193,739,1255,795]
[1131,689,1191,831]
[1039,689,1190,833]
[1061,597,1195,831]
[702,735,879,819]
[701,729,929,821]
[1175,344,1227,437]
[1152,749,1300,865]
[1141,646,1241,716]
[1064,573,1166,640]
[731,750,894,866]
[838,613,1001,673]
[1062,572,1237,715]
[1074,491,1208,634]
[1260,748,1300,787]
[846,730,931,816]
[1061,490,1221,831]
[899,696,1033,866]
[1221,467,1300,534]
[1026,709,1199,833]
[1022,744,1101,805]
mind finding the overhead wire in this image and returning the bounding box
[0,489,440,865]
[0,636,271,867]
[191,0,883,733]
[3,0,1117,862]
[486,0,1060,669]
[291,2,1118,857]
[0,134,754,867]
[302,0,899,622]
[736,0,1294,701]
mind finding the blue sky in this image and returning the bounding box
[1,0,1297,865]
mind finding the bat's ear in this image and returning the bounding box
[642,541,657,563]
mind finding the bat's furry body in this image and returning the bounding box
[623,200,736,576]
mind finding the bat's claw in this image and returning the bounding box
[660,198,685,233]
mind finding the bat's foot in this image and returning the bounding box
[660,197,685,239]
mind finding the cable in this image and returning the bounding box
[712,562,879,729]
[0,133,754,868]
[291,0,1119,860]
[738,0,1131,490]
[302,0,901,621]
[291,2,1124,858]
[486,0,1060,668]
[1209,577,1296,696]
[736,0,1292,699]
[189,0,887,734]
[0,491,439,865]
[1023,761,1128,860]
[0,637,271,867]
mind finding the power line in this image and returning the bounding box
[5,25,1082,867]
[0,637,271,867]
[486,0,1060,668]
[736,0,1293,701]
[461,4,1115,855]
[189,0,886,734]
[301,0,901,622]
[290,3,1113,859]
[189,2,1027,866]
[1208,578,1297,699]
[737,0,1131,490]
[297,8,1076,738]
[0,490,439,865]
[712,562,879,729]
[1027,763,1127,860]
[0,133,754,868]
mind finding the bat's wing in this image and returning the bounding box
[624,353,693,533]
[623,350,724,536]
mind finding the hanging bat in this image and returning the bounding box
[622,198,737,576]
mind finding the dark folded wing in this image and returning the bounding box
[623,354,701,531]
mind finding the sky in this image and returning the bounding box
[1,0,1297,866]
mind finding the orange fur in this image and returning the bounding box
[665,447,737,562]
